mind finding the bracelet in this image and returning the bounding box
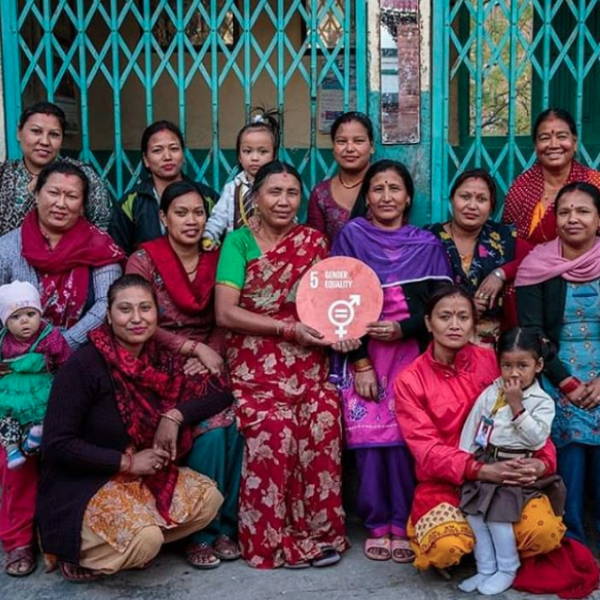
[121,453,133,473]
[161,412,183,426]
[492,268,506,281]
[282,322,296,342]
[354,365,374,373]
[275,322,283,337]
[511,408,526,421]
[559,377,582,395]
[353,358,372,371]
[189,341,200,357]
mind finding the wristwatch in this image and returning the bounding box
[492,269,506,281]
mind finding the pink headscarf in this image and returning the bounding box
[515,237,600,287]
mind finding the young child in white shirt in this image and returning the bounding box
[202,109,279,248]
[458,327,564,596]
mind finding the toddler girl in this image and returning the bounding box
[202,108,279,248]
[458,327,564,595]
[0,281,71,468]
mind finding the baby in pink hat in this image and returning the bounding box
[0,281,71,468]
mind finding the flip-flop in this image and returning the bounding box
[364,537,391,561]
[312,548,341,568]
[390,537,415,564]
[5,545,36,577]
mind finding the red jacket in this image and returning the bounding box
[394,343,556,487]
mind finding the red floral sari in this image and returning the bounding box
[226,225,347,568]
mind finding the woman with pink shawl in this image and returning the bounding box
[516,181,600,546]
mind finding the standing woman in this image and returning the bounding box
[215,160,348,568]
[0,101,111,234]
[307,112,374,242]
[109,121,218,255]
[331,160,451,562]
[429,169,532,342]
[503,108,600,245]
[516,181,600,544]
[126,180,243,568]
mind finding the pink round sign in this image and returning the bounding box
[296,256,384,344]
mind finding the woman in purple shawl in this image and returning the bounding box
[331,160,451,563]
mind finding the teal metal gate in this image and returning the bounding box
[431,0,600,221]
[1,1,367,200]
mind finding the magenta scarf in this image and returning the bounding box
[515,237,600,286]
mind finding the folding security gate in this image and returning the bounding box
[1,1,367,201]
[431,0,600,221]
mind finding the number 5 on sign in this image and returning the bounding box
[310,271,319,289]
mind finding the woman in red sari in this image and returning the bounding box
[503,108,600,244]
[215,160,348,569]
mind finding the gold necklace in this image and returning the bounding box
[338,173,363,189]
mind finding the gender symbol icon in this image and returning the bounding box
[296,257,383,344]
[328,295,361,339]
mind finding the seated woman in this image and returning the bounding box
[0,101,111,234]
[428,168,531,344]
[37,274,233,581]
[503,107,600,245]
[0,161,123,577]
[516,181,600,545]
[215,160,348,568]
[307,111,374,242]
[126,180,242,568]
[394,285,565,575]
[331,159,451,562]
[109,120,218,255]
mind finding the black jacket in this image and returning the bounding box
[517,275,569,385]
[109,176,218,255]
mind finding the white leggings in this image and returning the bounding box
[466,514,520,574]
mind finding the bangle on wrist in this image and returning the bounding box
[353,358,373,373]
[122,453,133,473]
[161,412,183,426]
[189,341,200,357]
[282,322,296,342]
[492,268,506,281]
[511,408,526,421]
[559,377,581,395]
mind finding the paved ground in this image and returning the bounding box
[3,525,599,600]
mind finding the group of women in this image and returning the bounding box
[0,101,597,596]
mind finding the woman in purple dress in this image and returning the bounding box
[307,112,374,242]
[331,160,451,563]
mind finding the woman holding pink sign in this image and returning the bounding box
[215,161,348,569]
[331,159,451,563]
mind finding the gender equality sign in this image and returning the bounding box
[296,257,384,344]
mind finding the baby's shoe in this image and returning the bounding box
[7,444,26,469]
[22,425,43,454]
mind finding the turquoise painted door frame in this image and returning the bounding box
[431,0,600,220]
[1,0,368,200]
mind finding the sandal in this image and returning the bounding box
[283,561,311,569]
[312,548,341,568]
[213,535,241,561]
[59,561,101,583]
[390,537,415,564]
[185,542,221,570]
[364,537,391,561]
[5,545,36,577]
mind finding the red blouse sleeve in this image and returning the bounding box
[394,372,473,486]
[501,238,533,282]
